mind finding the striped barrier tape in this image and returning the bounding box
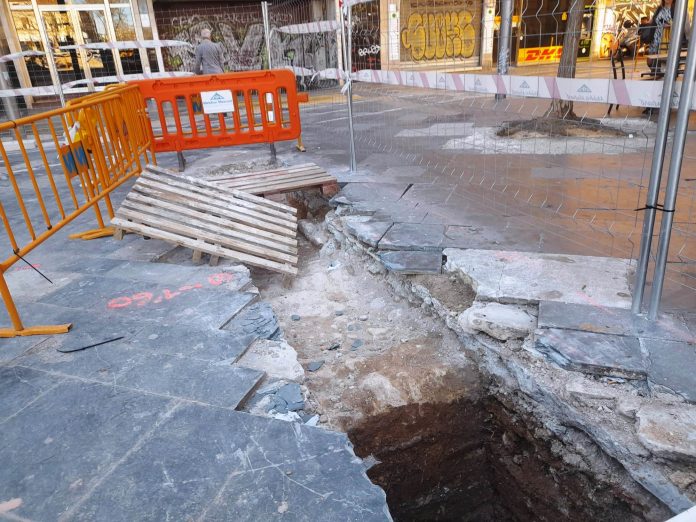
[59,40,191,51]
[275,21,339,34]
[0,51,45,63]
[0,71,193,98]
[352,69,693,109]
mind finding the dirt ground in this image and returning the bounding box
[251,237,480,432]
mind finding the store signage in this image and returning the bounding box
[517,46,563,64]
[201,89,234,114]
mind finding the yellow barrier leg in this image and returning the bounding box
[0,271,71,338]
[69,199,115,241]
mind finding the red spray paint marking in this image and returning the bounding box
[107,272,235,310]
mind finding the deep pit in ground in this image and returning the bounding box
[249,205,670,521]
[348,397,662,521]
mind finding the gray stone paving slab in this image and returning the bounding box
[644,339,696,403]
[131,324,255,363]
[379,250,443,274]
[370,203,430,224]
[442,224,546,251]
[379,223,445,251]
[535,328,647,379]
[72,402,390,522]
[0,379,172,522]
[104,261,252,292]
[444,248,633,308]
[105,237,176,261]
[402,184,458,205]
[0,366,64,421]
[538,301,696,343]
[38,275,255,330]
[338,183,413,205]
[345,219,393,247]
[15,333,263,409]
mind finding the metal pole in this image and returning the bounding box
[495,0,512,101]
[631,0,688,314]
[37,13,66,107]
[343,1,357,172]
[647,6,696,320]
[261,1,277,163]
[0,63,20,120]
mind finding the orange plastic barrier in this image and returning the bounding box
[132,70,303,154]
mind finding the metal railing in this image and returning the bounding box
[0,83,154,338]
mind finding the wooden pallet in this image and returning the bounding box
[206,163,339,197]
[111,165,298,275]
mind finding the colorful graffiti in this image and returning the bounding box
[155,7,338,74]
[401,10,477,61]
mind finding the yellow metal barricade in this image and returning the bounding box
[0,84,155,338]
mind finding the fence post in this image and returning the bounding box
[261,1,277,164]
[631,0,688,315]
[495,0,512,101]
[341,0,357,173]
[647,4,696,320]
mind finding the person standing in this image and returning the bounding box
[194,28,224,75]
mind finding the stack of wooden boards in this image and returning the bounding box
[111,165,298,275]
[205,163,339,197]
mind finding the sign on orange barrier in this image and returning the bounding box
[132,70,303,156]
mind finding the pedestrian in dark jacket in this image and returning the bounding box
[194,28,224,75]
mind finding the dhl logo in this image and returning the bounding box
[518,46,563,64]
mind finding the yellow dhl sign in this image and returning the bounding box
[518,46,563,64]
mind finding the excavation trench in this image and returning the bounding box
[251,205,671,522]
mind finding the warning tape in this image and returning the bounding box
[0,71,193,98]
[0,51,45,63]
[351,69,691,109]
[275,21,339,34]
[59,40,191,51]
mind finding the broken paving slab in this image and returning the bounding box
[345,219,393,247]
[443,248,633,309]
[379,250,442,274]
[228,301,280,340]
[636,403,696,461]
[643,339,696,403]
[535,328,647,379]
[538,301,696,343]
[379,223,446,251]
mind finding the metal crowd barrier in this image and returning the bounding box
[0,84,154,338]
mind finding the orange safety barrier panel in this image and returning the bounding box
[132,70,303,154]
[0,84,154,338]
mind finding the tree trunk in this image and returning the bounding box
[545,0,585,119]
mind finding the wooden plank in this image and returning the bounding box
[121,195,297,254]
[210,165,326,184]
[135,177,297,236]
[145,165,297,217]
[140,171,297,225]
[226,175,338,195]
[112,217,297,275]
[219,171,334,189]
[204,163,318,181]
[117,207,298,265]
[192,249,203,264]
[125,192,297,248]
